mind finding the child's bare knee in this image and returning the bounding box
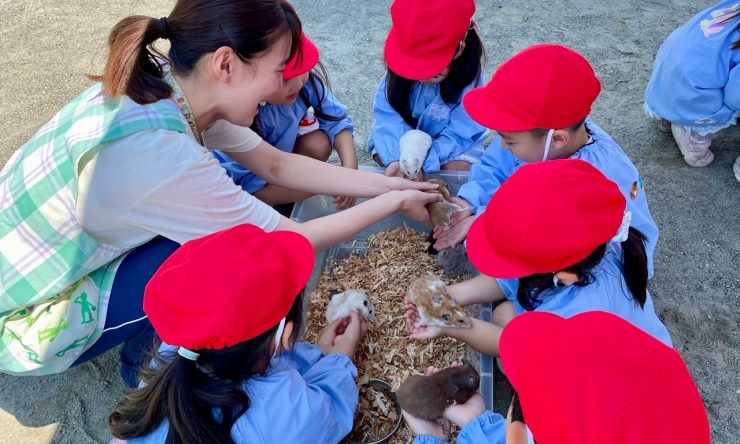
[295,131,332,161]
[492,301,516,327]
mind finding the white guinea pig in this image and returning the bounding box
[326,289,376,324]
[399,129,432,180]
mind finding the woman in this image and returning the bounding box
[0,0,437,384]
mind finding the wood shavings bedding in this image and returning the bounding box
[304,226,472,443]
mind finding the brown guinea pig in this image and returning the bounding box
[407,275,471,328]
[396,362,480,420]
[425,179,464,229]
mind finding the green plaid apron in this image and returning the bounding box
[0,84,188,375]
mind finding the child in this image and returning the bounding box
[435,44,659,280]
[644,0,739,178]
[214,32,359,209]
[108,224,366,443]
[368,0,489,177]
[403,311,710,444]
[406,160,672,361]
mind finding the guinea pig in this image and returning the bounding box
[396,361,480,420]
[399,129,433,180]
[326,289,376,324]
[406,275,471,328]
[424,179,465,230]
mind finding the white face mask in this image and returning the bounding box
[271,318,287,359]
[542,129,555,161]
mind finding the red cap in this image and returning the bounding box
[466,159,625,278]
[384,0,476,80]
[283,32,320,80]
[500,311,711,444]
[464,44,601,131]
[144,224,315,350]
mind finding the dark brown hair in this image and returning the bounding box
[90,0,302,104]
[109,292,304,444]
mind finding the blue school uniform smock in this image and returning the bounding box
[413,411,508,444]
[457,119,659,278]
[126,342,358,444]
[644,0,740,135]
[367,73,489,171]
[496,243,673,347]
[214,79,354,194]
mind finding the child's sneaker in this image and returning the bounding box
[734,156,740,183]
[670,124,715,167]
[657,118,672,133]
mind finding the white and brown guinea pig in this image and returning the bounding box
[326,289,376,324]
[399,129,432,180]
[407,275,471,328]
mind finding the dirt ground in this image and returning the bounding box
[0,1,738,443]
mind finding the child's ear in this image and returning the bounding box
[281,321,295,351]
[551,129,572,152]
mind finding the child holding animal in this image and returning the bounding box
[401,311,710,444]
[214,32,359,208]
[368,0,489,179]
[434,45,660,281]
[405,160,673,362]
[109,224,368,443]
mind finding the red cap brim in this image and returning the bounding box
[384,27,456,81]
[466,214,538,279]
[463,86,538,132]
[283,33,320,81]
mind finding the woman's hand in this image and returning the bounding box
[404,298,446,341]
[393,189,442,225]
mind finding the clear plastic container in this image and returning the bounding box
[291,167,495,411]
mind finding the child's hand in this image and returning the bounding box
[444,392,486,428]
[384,161,406,178]
[330,311,367,360]
[332,195,356,210]
[401,410,451,442]
[433,214,475,250]
[404,298,445,341]
[318,317,351,355]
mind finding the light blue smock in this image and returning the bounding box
[214,79,354,193]
[644,1,740,135]
[496,243,673,347]
[367,73,489,171]
[127,342,358,444]
[413,411,507,444]
[457,119,659,278]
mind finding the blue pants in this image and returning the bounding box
[72,237,180,387]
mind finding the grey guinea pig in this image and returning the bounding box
[396,362,481,420]
[407,275,471,328]
[326,289,376,324]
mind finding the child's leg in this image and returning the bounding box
[441,160,472,171]
[492,301,516,328]
[293,130,332,162]
[670,124,717,167]
[372,153,386,167]
[734,156,740,183]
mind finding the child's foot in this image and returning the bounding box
[657,118,672,133]
[734,156,740,183]
[670,124,715,167]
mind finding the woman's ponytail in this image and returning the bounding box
[88,16,171,103]
[621,227,648,308]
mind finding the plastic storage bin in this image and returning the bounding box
[291,167,495,411]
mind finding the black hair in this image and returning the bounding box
[529,119,587,138]
[90,0,302,104]
[385,27,484,128]
[516,228,648,311]
[109,292,305,444]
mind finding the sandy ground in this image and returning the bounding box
[1,0,738,443]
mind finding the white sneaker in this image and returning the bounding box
[670,124,715,167]
[734,156,740,183]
